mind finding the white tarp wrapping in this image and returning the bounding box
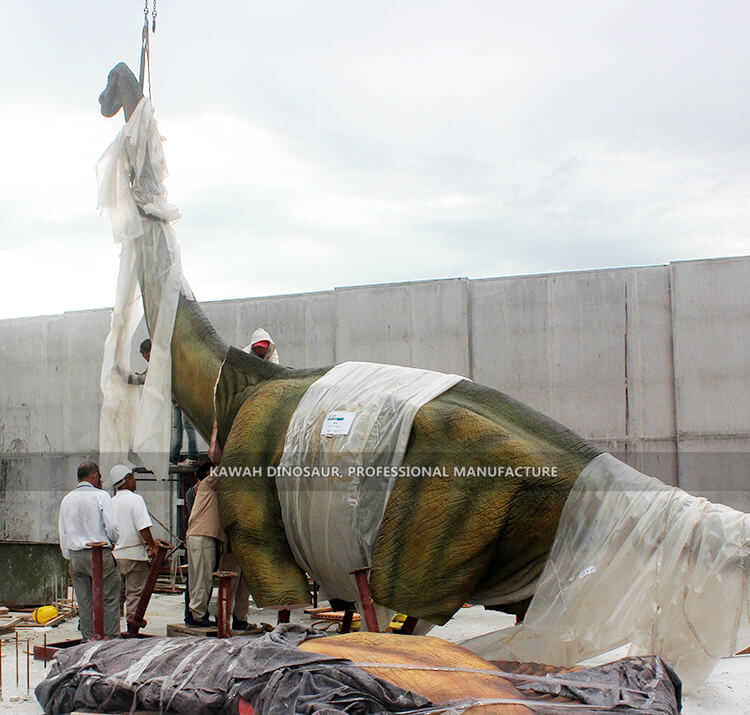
[97,98,191,484]
[277,361,465,605]
[461,452,750,689]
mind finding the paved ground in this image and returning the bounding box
[1,593,747,713]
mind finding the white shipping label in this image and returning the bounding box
[321,411,357,437]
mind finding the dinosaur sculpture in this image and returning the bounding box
[97,64,748,683]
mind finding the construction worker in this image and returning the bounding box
[242,327,280,363]
[111,465,156,625]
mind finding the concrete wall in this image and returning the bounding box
[1,256,749,545]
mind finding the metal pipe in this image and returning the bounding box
[350,567,379,633]
[340,609,354,634]
[276,609,290,625]
[400,616,419,635]
[127,540,170,636]
[25,639,29,695]
[214,570,236,638]
[0,636,4,700]
[15,632,19,687]
[87,542,107,640]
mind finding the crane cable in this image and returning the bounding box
[138,0,158,98]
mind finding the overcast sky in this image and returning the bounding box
[2,1,748,320]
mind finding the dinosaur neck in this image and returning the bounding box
[138,261,227,441]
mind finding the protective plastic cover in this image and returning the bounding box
[462,452,750,689]
[97,98,191,483]
[277,361,465,604]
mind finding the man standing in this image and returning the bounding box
[186,470,224,626]
[242,327,280,364]
[111,465,156,625]
[58,462,121,639]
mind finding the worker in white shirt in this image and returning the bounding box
[110,465,156,625]
[58,462,121,639]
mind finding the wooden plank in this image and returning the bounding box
[304,606,333,616]
[166,622,272,637]
[0,617,23,634]
[315,610,360,622]
[167,622,218,637]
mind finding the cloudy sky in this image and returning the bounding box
[2,1,748,319]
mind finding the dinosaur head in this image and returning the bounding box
[99,62,143,121]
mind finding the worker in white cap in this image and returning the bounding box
[110,464,156,625]
[242,327,280,364]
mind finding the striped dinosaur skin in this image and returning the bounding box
[208,341,598,623]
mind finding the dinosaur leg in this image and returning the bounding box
[216,419,309,609]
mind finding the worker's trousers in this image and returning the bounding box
[117,558,150,622]
[187,534,218,620]
[70,548,121,639]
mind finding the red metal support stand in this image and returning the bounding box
[350,567,379,632]
[87,541,107,640]
[277,609,290,625]
[399,615,419,634]
[214,570,237,638]
[127,540,171,636]
[340,609,354,634]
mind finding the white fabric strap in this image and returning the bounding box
[278,360,465,602]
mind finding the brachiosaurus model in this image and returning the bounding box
[97,65,748,684]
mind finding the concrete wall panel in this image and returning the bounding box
[471,270,628,441]
[335,279,470,375]
[671,257,750,436]
[2,258,750,543]
[670,257,750,499]
[62,309,110,454]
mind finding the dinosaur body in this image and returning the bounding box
[211,344,597,623]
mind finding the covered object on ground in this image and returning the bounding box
[35,624,681,714]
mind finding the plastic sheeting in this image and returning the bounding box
[278,361,465,605]
[97,97,191,483]
[34,625,429,715]
[461,453,750,689]
[34,625,681,714]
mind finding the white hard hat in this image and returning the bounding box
[110,464,133,489]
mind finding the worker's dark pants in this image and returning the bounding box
[70,548,121,639]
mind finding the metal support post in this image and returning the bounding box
[276,609,290,625]
[214,570,237,638]
[399,615,419,634]
[87,542,107,640]
[127,540,170,636]
[340,609,354,634]
[350,567,379,633]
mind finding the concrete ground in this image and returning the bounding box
[1,593,747,713]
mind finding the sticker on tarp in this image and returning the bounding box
[321,411,356,436]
